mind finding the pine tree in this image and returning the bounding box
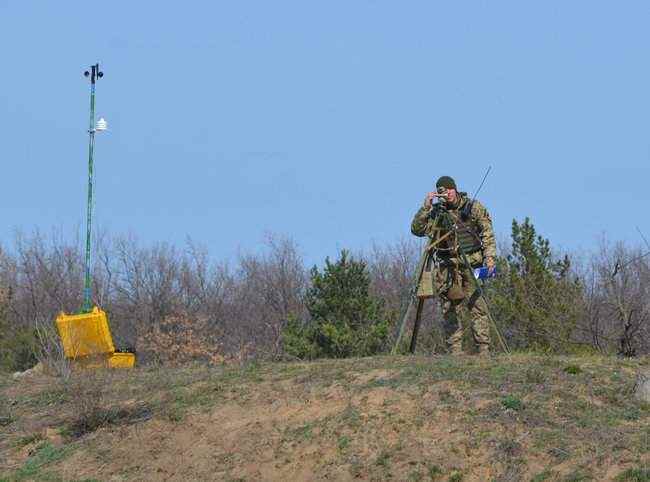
[488,218,583,352]
[283,250,390,359]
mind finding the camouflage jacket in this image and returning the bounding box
[410,192,496,260]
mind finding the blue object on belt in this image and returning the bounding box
[473,266,497,280]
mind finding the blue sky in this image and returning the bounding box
[1,1,649,265]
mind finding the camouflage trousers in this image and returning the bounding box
[434,253,490,353]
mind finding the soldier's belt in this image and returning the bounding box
[437,247,481,260]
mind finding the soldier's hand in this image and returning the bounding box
[424,191,437,208]
[486,256,496,273]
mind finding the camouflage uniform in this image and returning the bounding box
[411,192,496,354]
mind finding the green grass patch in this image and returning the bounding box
[615,468,650,482]
[375,450,391,468]
[337,435,350,451]
[448,469,463,482]
[16,387,67,409]
[12,433,45,448]
[9,442,75,480]
[284,422,314,442]
[563,365,583,375]
[338,404,361,429]
[501,394,523,411]
[531,469,557,482]
[489,365,509,382]
[155,380,225,422]
[387,358,471,387]
[407,469,424,482]
[428,464,443,479]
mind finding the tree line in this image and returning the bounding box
[1,218,648,371]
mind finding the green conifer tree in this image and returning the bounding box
[283,250,390,359]
[488,218,583,352]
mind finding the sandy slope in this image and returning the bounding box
[1,355,649,481]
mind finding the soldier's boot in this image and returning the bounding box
[449,341,464,356]
[447,327,465,356]
[471,312,491,358]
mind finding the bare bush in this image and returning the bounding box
[32,318,71,380]
[578,240,650,356]
[1,227,649,368]
[364,238,421,319]
[362,238,445,353]
[10,230,85,324]
[64,369,114,436]
[232,234,307,359]
[137,313,225,366]
[4,231,309,365]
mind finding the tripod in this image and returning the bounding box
[392,215,509,355]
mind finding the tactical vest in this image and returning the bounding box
[454,208,483,254]
[433,196,482,255]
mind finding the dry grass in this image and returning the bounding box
[0,354,649,481]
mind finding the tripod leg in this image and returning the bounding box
[409,298,425,354]
[392,295,416,354]
[458,250,509,354]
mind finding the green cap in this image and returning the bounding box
[436,176,457,190]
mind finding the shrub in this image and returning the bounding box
[0,286,38,372]
[137,313,226,366]
[487,218,584,353]
[282,316,319,360]
[64,369,111,436]
[0,326,38,372]
[283,250,391,359]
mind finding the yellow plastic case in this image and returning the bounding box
[106,352,136,368]
[55,307,115,359]
[75,352,136,369]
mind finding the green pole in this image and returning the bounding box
[82,64,102,313]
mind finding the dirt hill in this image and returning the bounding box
[1,354,649,481]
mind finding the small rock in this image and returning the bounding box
[634,369,650,403]
[11,362,45,381]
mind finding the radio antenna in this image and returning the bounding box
[470,166,492,202]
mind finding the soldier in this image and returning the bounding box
[410,175,496,356]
